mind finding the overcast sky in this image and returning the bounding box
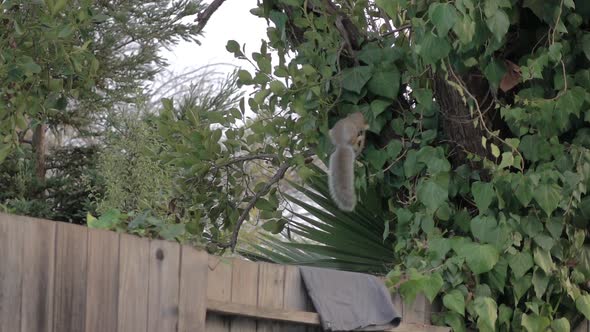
[163,0,267,75]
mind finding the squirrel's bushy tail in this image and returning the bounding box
[329,145,356,211]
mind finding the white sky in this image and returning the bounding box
[164,0,268,75]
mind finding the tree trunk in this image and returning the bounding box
[32,123,46,182]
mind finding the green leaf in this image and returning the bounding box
[551,318,570,332]
[453,15,476,44]
[443,290,465,316]
[367,67,400,99]
[532,268,549,298]
[533,183,561,216]
[508,251,534,278]
[376,0,406,19]
[423,273,444,302]
[582,34,590,61]
[370,99,391,117]
[521,313,551,332]
[473,297,498,331]
[428,3,459,37]
[341,66,372,94]
[455,242,499,274]
[484,59,506,87]
[576,294,590,320]
[418,32,451,65]
[472,181,494,212]
[486,9,510,41]
[533,247,555,274]
[159,224,185,240]
[417,173,449,211]
[269,80,286,94]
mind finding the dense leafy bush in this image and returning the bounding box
[225,0,590,330]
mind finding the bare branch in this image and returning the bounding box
[194,0,227,35]
[215,154,279,168]
[217,162,291,252]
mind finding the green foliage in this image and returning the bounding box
[240,0,590,330]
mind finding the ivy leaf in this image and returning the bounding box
[428,3,459,37]
[159,224,185,240]
[418,32,451,65]
[456,242,500,274]
[417,173,449,211]
[472,181,495,212]
[375,0,406,19]
[521,313,551,332]
[513,274,532,304]
[498,304,513,326]
[453,15,476,44]
[582,34,590,61]
[486,9,510,41]
[423,272,444,302]
[341,66,372,94]
[533,183,561,216]
[443,289,465,316]
[533,247,555,274]
[370,99,390,117]
[473,297,498,331]
[532,268,549,298]
[367,67,400,99]
[550,318,570,332]
[576,294,590,320]
[508,251,533,278]
[484,59,506,88]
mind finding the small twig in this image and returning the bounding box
[218,162,292,252]
[194,0,227,34]
[214,154,279,168]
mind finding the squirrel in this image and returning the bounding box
[328,112,369,212]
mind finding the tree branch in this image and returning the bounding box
[217,162,291,252]
[194,0,227,35]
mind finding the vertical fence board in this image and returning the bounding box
[404,294,430,324]
[207,255,233,332]
[118,234,149,332]
[147,240,180,332]
[178,246,208,332]
[21,217,55,332]
[283,266,309,332]
[257,263,285,332]
[230,259,259,332]
[85,228,120,332]
[0,213,24,332]
[575,320,590,332]
[53,222,88,332]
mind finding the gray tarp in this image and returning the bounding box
[299,266,401,331]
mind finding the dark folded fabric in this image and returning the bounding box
[299,266,401,331]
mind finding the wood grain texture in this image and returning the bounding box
[257,262,285,332]
[230,259,258,332]
[283,266,308,332]
[85,228,120,332]
[404,294,430,324]
[53,222,88,332]
[0,213,24,332]
[147,239,180,332]
[206,255,233,332]
[178,246,208,332]
[20,217,55,332]
[117,233,149,332]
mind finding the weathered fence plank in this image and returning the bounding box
[178,245,209,332]
[117,233,150,332]
[230,259,258,332]
[0,213,24,332]
[21,217,55,332]
[207,255,233,332]
[85,228,120,332]
[147,239,180,332]
[53,222,88,332]
[257,263,285,332]
[283,265,309,332]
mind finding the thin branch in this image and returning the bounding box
[218,162,291,252]
[194,0,227,34]
[215,154,279,168]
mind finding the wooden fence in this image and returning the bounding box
[0,212,585,332]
